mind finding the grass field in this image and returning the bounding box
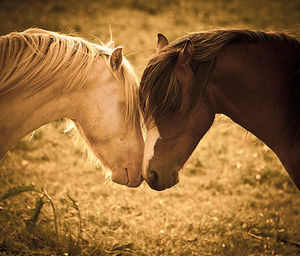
[0,0,300,255]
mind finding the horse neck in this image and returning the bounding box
[0,79,77,158]
[208,41,300,185]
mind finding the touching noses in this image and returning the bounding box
[146,169,179,191]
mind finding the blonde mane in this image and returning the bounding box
[0,28,139,126]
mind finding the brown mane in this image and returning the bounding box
[140,29,300,134]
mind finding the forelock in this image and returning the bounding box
[140,49,181,127]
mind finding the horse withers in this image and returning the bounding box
[0,28,144,187]
[140,30,300,191]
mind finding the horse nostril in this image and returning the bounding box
[148,170,159,184]
[146,170,169,191]
[147,170,164,190]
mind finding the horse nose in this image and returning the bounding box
[147,170,162,191]
[146,170,179,191]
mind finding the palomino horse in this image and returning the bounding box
[140,30,300,191]
[0,28,144,187]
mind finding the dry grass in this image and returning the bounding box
[0,0,300,255]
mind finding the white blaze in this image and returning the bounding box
[142,125,161,177]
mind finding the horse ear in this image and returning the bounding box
[106,41,115,49]
[177,40,194,67]
[156,33,169,53]
[110,46,123,70]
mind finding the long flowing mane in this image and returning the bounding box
[0,28,139,125]
[140,29,300,134]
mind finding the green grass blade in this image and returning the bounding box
[0,185,36,201]
[26,196,45,227]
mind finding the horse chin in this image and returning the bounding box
[111,168,143,188]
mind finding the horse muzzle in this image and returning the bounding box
[145,169,179,191]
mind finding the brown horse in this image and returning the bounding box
[140,30,300,191]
